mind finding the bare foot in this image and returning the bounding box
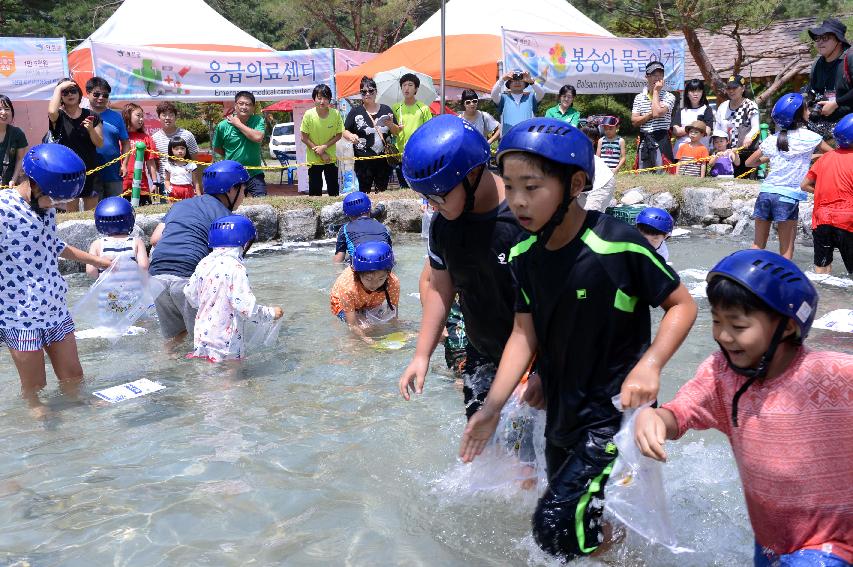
[518,465,537,490]
[29,405,53,420]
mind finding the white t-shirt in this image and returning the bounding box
[153,128,199,181]
[457,111,499,139]
[760,127,823,191]
[165,161,197,186]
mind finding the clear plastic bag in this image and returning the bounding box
[605,396,693,554]
[362,303,397,325]
[71,256,156,341]
[242,316,284,352]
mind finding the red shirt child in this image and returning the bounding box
[121,103,158,194]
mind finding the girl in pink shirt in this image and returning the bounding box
[635,250,852,566]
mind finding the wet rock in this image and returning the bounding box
[235,204,278,241]
[135,213,166,247]
[732,216,753,237]
[620,189,646,205]
[320,201,346,231]
[709,193,733,219]
[701,214,720,225]
[649,191,677,213]
[278,209,319,242]
[707,223,733,235]
[680,187,724,224]
[383,199,422,233]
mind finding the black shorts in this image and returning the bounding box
[813,224,853,273]
[532,425,619,560]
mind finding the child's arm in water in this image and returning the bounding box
[459,312,538,463]
[620,284,696,408]
[85,239,102,278]
[61,244,112,271]
[134,237,149,270]
[228,267,282,322]
[342,310,374,344]
[634,406,679,461]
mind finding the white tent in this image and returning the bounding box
[337,0,612,97]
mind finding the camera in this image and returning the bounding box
[803,89,828,115]
[511,72,524,82]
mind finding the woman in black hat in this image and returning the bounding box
[805,18,851,137]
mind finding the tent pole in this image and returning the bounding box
[440,0,446,114]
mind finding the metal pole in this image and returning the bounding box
[440,0,446,114]
[131,141,146,208]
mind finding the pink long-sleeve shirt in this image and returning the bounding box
[662,348,853,562]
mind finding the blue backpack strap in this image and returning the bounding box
[343,224,356,260]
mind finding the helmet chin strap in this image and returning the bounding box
[722,319,789,427]
[461,165,485,214]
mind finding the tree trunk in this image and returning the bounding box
[756,58,811,106]
[682,25,727,100]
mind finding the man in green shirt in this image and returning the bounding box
[212,91,267,196]
[390,73,432,188]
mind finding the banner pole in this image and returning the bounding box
[440,0,446,114]
[130,141,145,208]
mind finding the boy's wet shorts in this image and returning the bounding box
[752,192,800,222]
[461,345,497,420]
[0,316,75,351]
[813,225,853,274]
[152,275,197,339]
[532,424,619,560]
[754,542,851,567]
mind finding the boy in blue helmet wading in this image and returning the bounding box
[149,159,249,345]
[86,196,149,278]
[330,241,400,342]
[397,115,532,422]
[459,118,697,561]
[183,215,282,362]
[634,250,853,566]
[333,191,391,264]
[635,206,675,262]
[0,144,113,417]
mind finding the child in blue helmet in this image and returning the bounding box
[86,196,148,278]
[635,250,852,566]
[459,117,697,561]
[149,159,248,344]
[0,144,113,416]
[333,191,391,264]
[330,241,400,342]
[745,93,834,259]
[183,215,283,362]
[635,206,675,261]
[397,114,530,422]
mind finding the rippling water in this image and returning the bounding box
[0,232,850,566]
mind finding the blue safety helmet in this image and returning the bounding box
[707,250,818,341]
[202,160,250,195]
[22,144,87,200]
[343,191,371,217]
[402,114,490,197]
[208,215,257,248]
[833,113,853,148]
[95,197,135,235]
[635,207,674,234]
[771,93,804,130]
[352,241,394,272]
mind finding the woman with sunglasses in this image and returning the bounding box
[47,78,103,211]
[458,89,501,145]
[544,84,581,126]
[715,75,759,179]
[672,79,714,155]
[342,76,398,193]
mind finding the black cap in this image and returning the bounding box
[808,18,850,49]
[726,74,748,88]
[645,61,665,75]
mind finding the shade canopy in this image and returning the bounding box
[336,0,612,98]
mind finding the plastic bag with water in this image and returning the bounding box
[71,256,157,340]
[605,396,693,554]
[242,316,284,352]
[362,303,398,325]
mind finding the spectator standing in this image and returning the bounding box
[152,101,199,186]
[84,77,127,201]
[715,75,760,178]
[596,116,626,173]
[458,89,501,144]
[48,78,103,211]
[121,103,158,206]
[212,91,267,197]
[631,61,676,172]
[300,84,344,197]
[805,18,851,138]
[491,69,545,133]
[544,84,580,126]
[342,76,397,193]
[390,73,432,188]
[672,79,714,154]
[0,95,28,188]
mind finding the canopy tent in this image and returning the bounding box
[69,0,273,91]
[336,0,612,98]
[262,99,312,112]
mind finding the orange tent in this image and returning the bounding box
[336,0,611,98]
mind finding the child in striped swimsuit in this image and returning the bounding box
[597,120,625,173]
[85,196,148,277]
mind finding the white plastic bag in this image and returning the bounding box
[72,256,155,340]
[605,396,693,554]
